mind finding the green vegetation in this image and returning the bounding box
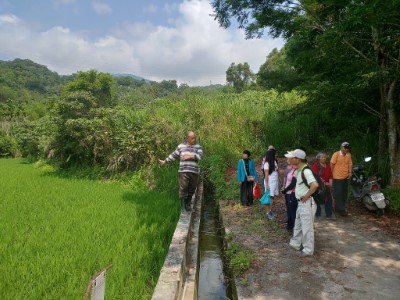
[225,234,253,275]
[212,0,400,186]
[1,7,400,292]
[0,159,178,299]
[384,187,400,216]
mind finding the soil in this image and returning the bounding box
[220,158,400,300]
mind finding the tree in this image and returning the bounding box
[212,0,400,186]
[64,70,113,107]
[53,91,111,165]
[257,48,303,91]
[226,62,255,92]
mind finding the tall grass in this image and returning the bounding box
[0,159,179,299]
[149,90,285,164]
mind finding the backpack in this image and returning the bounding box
[300,166,326,199]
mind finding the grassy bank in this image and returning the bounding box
[0,159,178,299]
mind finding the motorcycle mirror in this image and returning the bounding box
[364,157,372,162]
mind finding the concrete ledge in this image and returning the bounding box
[152,182,203,300]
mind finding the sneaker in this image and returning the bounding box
[326,215,336,220]
[284,242,300,251]
[267,211,275,220]
[297,251,312,257]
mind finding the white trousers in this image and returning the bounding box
[290,198,317,255]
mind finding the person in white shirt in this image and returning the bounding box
[286,149,319,257]
[263,148,279,219]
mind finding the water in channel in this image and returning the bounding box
[197,193,235,299]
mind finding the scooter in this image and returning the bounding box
[350,157,388,216]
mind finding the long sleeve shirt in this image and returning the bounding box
[165,142,203,174]
[237,159,258,182]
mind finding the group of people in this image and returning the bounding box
[237,142,353,257]
[158,131,353,257]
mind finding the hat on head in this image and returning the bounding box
[284,151,295,158]
[341,142,350,148]
[285,149,306,159]
[268,145,275,150]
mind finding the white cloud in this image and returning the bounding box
[0,0,284,86]
[92,1,112,15]
[0,13,19,24]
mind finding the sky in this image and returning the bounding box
[0,0,284,86]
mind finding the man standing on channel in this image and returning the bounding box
[330,142,353,217]
[159,131,203,213]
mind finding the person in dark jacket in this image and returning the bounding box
[237,150,258,206]
[282,153,298,232]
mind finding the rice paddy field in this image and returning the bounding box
[0,159,179,299]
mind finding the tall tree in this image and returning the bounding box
[212,0,400,186]
[64,70,113,107]
[226,62,255,92]
[257,47,303,91]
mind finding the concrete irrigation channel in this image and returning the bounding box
[152,181,235,300]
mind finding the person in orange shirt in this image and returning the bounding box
[330,142,353,217]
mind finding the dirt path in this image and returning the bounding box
[221,159,400,300]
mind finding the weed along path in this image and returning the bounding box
[221,162,400,300]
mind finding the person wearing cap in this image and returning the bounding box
[287,149,319,257]
[159,131,203,213]
[330,142,353,217]
[237,150,258,206]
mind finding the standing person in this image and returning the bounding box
[312,152,334,219]
[260,145,275,189]
[237,150,258,206]
[264,149,279,219]
[159,131,203,213]
[330,142,353,217]
[282,154,298,232]
[287,149,319,257]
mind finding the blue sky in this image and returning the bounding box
[0,0,284,85]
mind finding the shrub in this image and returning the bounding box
[0,130,18,157]
[384,187,400,216]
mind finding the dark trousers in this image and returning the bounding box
[333,179,348,214]
[285,193,298,230]
[240,181,254,205]
[179,172,199,201]
[315,187,334,217]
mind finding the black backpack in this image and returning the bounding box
[300,166,326,199]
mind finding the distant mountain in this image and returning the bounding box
[0,59,71,101]
[112,73,152,83]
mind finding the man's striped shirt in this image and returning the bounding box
[165,143,203,174]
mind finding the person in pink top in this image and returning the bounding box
[282,154,298,232]
[312,152,334,219]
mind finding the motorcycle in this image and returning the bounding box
[350,157,388,216]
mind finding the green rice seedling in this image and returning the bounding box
[0,159,179,299]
